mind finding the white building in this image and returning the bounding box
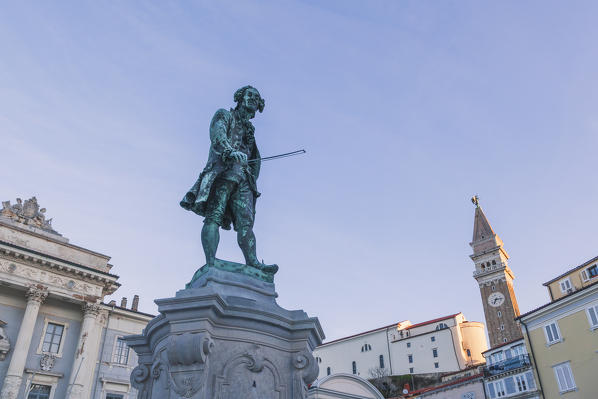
[0,197,153,399]
[313,313,487,380]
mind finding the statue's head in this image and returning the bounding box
[234,85,265,115]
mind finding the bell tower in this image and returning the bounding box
[470,197,522,348]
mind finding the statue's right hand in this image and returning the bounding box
[231,151,248,163]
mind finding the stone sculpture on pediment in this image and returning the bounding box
[1,197,59,234]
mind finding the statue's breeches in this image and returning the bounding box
[204,178,255,231]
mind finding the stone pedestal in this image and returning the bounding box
[125,262,324,399]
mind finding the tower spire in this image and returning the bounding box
[469,197,522,348]
[472,203,496,243]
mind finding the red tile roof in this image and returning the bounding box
[390,373,483,398]
[318,313,462,347]
[404,313,461,330]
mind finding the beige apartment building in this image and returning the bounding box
[518,256,598,398]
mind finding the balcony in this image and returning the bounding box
[484,355,530,376]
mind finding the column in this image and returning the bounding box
[66,302,101,399]
[0,287,48,399]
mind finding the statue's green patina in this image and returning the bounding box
[181,86,278,283]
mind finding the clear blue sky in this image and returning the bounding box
[2,1,597,341]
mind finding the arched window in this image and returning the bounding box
[379,355,385,369]
[435,323,448,330]
[352,361,357,374]
[327,367,331,376]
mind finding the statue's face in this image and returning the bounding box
[241,88,261,112]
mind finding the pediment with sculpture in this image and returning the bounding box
[1,197,60,235]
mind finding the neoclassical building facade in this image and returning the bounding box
[0,197,152,399]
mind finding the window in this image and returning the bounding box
[361,344,371,352]
[432,348,438,358]
[492,260,496,265]
[503,338,507,343]
[500,324,504,331]
[379,355,384,369]
[515,374,528,392]
[544,322,561,344]
[409,367,414,374]
[488,380,506,398]
[553,362,576,393]
[434,362,439,368]
[559,278,573,294]
[352,361,357,374]
[492,285,496,291]
[497,310,502,317]
[489,351,503,365]
[27,385,51,399]
[326,367,331,376]
[406,342,411,348]
[587,304,598,329]
[430,336,435,342]
[582,265,598,281]
[106,395,124,399]
[435,323,448,330]
[408,354,413,363]
[113,338,130,365]
[42,323,64,354]
[511,345,525,357]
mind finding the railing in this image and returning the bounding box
[484,355,530,376]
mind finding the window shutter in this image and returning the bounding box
[581,269,589,282]
[551,323,560,340]
[588,306,598,327]
[545,325,554,342]
[487,383,496,398]
[525,371,536,390]
[563,364,575,389]
[504,377,516,394]
[555,367,566,391]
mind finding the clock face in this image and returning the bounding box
[487,292,505,307]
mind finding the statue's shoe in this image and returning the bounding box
[251,262,279,274]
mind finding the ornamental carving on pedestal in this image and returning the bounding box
[215,345,285,399]
[292,349,319,398]
[166,332,214,398]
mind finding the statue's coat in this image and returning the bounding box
[180,108,261,230]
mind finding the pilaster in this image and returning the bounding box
[0,286,48,399]
[65,302,102,399]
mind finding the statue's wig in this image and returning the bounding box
[234,85,265,113]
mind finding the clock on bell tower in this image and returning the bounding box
[470,197,522,348]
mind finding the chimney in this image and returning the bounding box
[120,297,127,308]
[132,295,140,311]
[108,300,116,306]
